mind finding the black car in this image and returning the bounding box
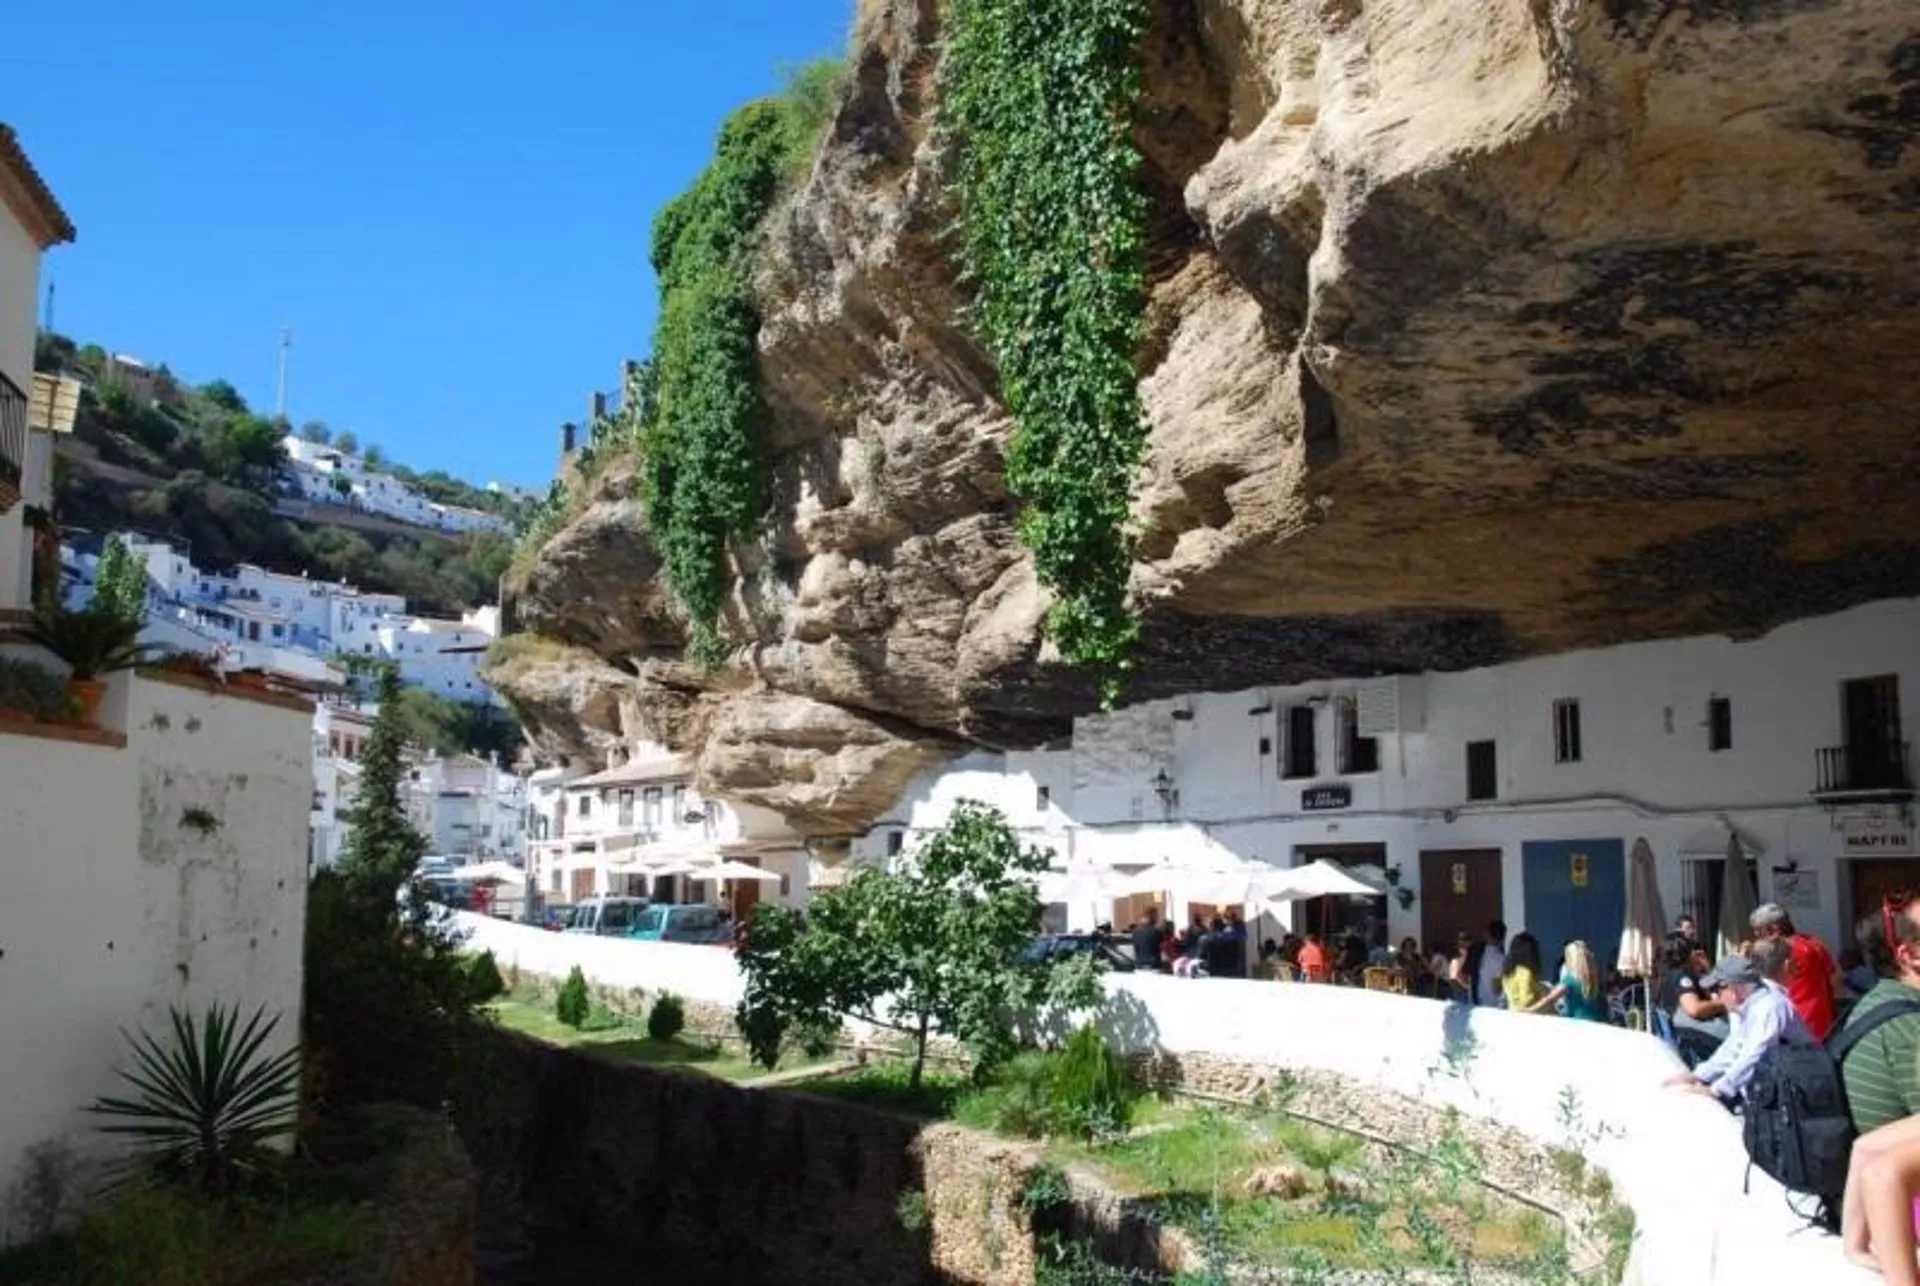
[1016,934,1136,972]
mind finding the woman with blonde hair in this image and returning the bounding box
[1529,939,1607,1021]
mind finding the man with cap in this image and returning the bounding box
[1751,901,1840,1040]
[1665,942,1810,1105]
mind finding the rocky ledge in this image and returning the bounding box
[496,0,1920,836]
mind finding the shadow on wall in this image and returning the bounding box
[463,1031,950,1286]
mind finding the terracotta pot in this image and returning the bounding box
[70,678,107,727]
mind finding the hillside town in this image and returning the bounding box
[7,2,1920,1283]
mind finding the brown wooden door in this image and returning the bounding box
[1420,849,1504,956]
[569,868,595,902]
[731,876,762,922]
[1849,858,1920,939]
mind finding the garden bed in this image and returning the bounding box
[485,992,835,1083]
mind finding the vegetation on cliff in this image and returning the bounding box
[38,332,516,617]
[944,0,1151,702]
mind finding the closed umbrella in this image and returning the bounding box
[1716,832,1758,960]
[1616,838,1666,979]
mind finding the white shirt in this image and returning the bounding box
[1695,980,1809,1101]
[1477,943,1506,1007]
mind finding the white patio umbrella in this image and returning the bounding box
[1034,864,1140,905]
[1616,837,1667,979]
[1716,832,1758,960]
[710,859,783,883]
[1264,860,1389,902]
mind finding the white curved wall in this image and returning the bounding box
[462,913,1874,1286]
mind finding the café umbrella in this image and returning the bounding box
[1716,832,1758,960]
[1616,838,1667,980]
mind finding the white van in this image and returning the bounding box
[563,895,650,937]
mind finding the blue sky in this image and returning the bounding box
[3,0,851,489]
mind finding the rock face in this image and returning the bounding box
[498,0,1920,834]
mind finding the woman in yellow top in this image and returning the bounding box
[1501,932,1545,1011]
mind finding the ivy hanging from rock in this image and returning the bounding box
[944,0,1151,705]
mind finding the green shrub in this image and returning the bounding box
[555,967,590,1029]
[895,1188,929,1233]
[1052,1024,1136,1141]
[0,656,74,721]
[648,992,687,1042]
[462,951,505,1004]
[975,1051,1060,1139]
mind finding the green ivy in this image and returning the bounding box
[943,0,1151,704]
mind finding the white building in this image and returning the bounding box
[281,435,511,537]
[0,127,310,1244]
[403,750,527,864]
[856,597,1920,963]
[527,744,809,917]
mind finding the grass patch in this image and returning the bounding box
[485,997,824,1083]
[0,1184,368,1286]
[790,1062,971,1118]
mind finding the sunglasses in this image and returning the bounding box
[1884,892,1917,953]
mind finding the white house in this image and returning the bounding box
[857,597,1920,963]
[528,743,808,917]
[281,435,511,537]
[403,750,527,863]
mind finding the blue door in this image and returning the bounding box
[1522,840,1626,972]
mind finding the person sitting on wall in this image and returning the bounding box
[1530,940,1608,1022]
[1501,933,1546,1012]
[1664,943,1809,1106]
[1336,932,1368,983]
[1297,932,1331,983]
[1130,905,1170,974]
[1213,908,1248,979]
[1452,921,1507,1007]
[1253,937,1281,980]
[1750,901,1841,1041]
[1657,932,1729,1068]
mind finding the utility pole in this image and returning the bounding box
[42,277,55,333]
[276,326,293,423]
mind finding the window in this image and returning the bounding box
[617,789,635,828]
[643,787,663,830]
[576,795,591,818]
[551,870,562,893]
[1708,697,1732,752]
[1336,697,1379,774]
[1037,784,1051,810]
[1467,740,1498,801]
[1552,699,1582,764]
[888,831,904,857]
[1282,706,1317,779]
[672,785,687,823]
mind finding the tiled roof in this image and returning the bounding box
[0,125,75,246]
[570,756,689,788]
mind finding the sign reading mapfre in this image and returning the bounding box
[1843,809,1915,856]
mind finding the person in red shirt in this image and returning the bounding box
[1296,933,1331,983]
[1751,901,1840,1040]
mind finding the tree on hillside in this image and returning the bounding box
[392,687,521,761]
[200,379,247,414]
[333,430,359,456]
[92,535,148,626]
[338,665,428,905]
[361,443,385,469]
[204,414,288,488]
[736,801,1099,1087]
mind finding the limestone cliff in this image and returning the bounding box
[495,0,1920,836]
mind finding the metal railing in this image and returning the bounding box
[0,370,27,506]
[1815,740,1912,794]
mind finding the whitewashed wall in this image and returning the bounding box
[455,912,744,1007]
[0,677,310,1240]
[855,598,1920,949]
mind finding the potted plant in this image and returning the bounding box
[27,607,155,726]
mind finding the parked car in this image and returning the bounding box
[564,896,650,937]
[541,904,577,933]
[1016,933,1135,972]
[627,902,730,945]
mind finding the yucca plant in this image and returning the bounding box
[89,1004,301,1193]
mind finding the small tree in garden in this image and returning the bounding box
[91,536,148,627]
[337,664,427,907]
[737,800,1099,1087]
[556,966,590,1029]
[648,992,686,1042]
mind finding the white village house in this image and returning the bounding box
[854,596,1920,962]
[0,130,309,1244]
[280,435,511,536]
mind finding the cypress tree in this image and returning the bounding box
[92,536,148,626]
[338,664,426,905]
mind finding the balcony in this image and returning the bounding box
[0,371,26,512]
[1814,741,1913,800]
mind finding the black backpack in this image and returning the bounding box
[1742,996,1920,1211]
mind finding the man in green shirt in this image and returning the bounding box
[1840,897,1920,1135]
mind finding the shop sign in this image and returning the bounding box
[1844,810,1915,856]
[1570,853,1590,888]
[1450,863,1468,896]
[1302,784,1352,811]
